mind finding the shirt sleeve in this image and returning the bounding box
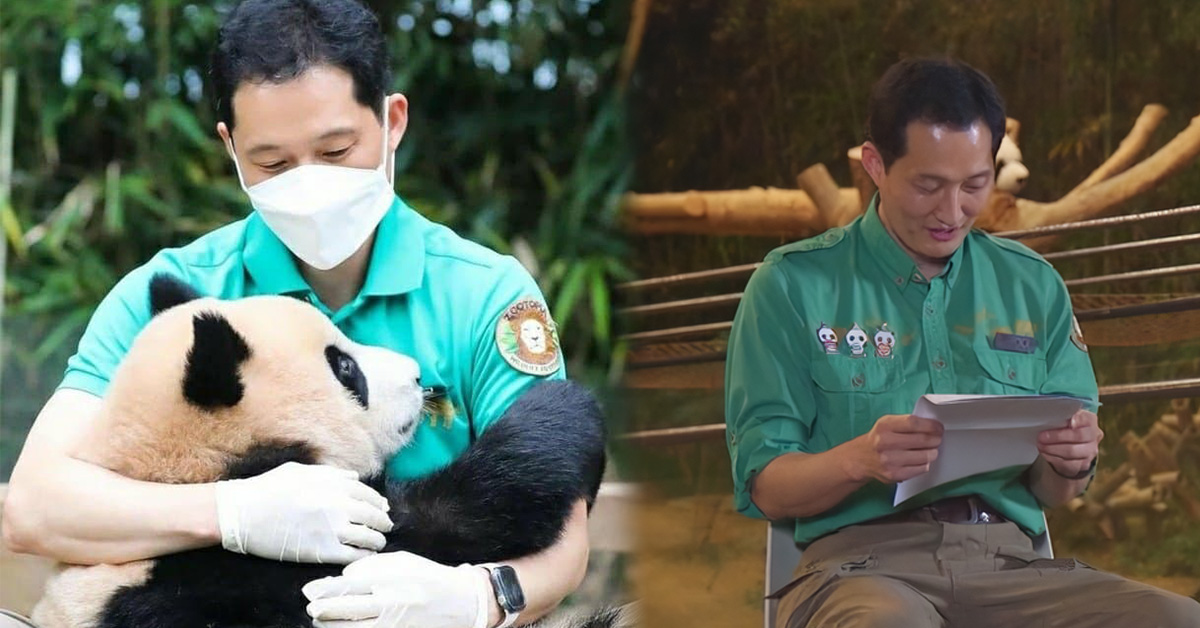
[467,256,566,435]
[58,254,188,398]
[1038,269,1100,412]
[725,261,818,519]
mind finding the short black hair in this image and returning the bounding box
[210,0,391,128]
[866,57,1005,169]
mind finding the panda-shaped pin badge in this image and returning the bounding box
[874,323,896,358]
[845,323,869,358]
[816,322,839,354]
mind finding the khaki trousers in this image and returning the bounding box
[775,512,1200,628]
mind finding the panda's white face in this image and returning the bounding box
[846,329,867,347]
[82,282,425,484]
[994,134,1029,194]
[331,337,424,472]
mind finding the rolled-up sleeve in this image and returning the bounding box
[725,260,817,519]
[1038,271,1100,413]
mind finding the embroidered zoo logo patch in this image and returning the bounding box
[496,298,562,376]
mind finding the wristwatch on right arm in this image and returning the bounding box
[480,563,526,628]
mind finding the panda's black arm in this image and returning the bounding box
[380,380,606,565]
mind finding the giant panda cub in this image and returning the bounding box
[32,274,610,628]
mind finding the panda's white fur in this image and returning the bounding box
[31,275,614,628]
[995,118,1029,195]
[33,289,423,627]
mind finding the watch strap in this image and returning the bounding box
[480,563,521,628]
[1051,456,1097,481]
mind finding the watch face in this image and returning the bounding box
[492,565,526,612]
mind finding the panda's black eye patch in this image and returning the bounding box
[325,345,368,408]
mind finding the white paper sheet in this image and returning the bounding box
[893,394,1084,506]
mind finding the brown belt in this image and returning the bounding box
[877,495,1007,525]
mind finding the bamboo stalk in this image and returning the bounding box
[0,68,18,416]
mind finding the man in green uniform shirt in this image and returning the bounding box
[725,58,1200,627]
[3,2,584,627]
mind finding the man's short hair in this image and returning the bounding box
[211,0,390,127]
[866,57,1006,169]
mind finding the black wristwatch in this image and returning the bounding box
[481,563,525,628]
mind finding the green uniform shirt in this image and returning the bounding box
[61,196,565,481]
[725,197,1098,545]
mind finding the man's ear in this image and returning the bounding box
[860,141,887,189]
[385,93,409,153]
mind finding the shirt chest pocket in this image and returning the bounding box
[808,357,908,446]
[973,345,1048,396]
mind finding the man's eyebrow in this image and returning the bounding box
[914,170,993,183]
[315,127,358,142]
[243,128,359,157]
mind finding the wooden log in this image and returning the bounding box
[1147,421,1183,456]
[1172,398,1192,429]
[1122,431,1157,486]
[1105,484,1157,510]
[847,145,875,211]
[1089,462,1133,503]
[1070,104,1169,194]
[976,113,1200,233]
[1151,470,1180,487]
[623,187,840,238]
[796,163,861,229]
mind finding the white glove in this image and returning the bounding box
[214,461,393,564]
[302,551,491,628]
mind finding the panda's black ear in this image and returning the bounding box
[184,312,251,409]
[149,273,203,317]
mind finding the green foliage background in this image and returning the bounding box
[0,0,632,480]
[626,0,1200,587]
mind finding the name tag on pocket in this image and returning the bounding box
[993,332,1037,354]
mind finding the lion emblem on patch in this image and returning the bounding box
[496,298,562,376]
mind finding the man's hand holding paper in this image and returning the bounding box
[892,395,1092,506]
[851,414,945,484]
[1037,408,1103,479]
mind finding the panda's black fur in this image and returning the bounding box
[91,274,608,628]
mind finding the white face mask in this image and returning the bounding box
[227,102,394,271]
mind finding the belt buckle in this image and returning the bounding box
[966,496,998,524]
[967,497,980,524]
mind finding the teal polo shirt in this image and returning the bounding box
[725,197,1099,545]
[61,196,565,481]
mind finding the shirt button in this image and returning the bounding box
[925,303,936,315]
[894,276,904,286]
[933,358,946,370]
[1007,368,1018,380]
[852,374,865,388]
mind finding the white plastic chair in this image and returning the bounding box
[763,513,1053,628]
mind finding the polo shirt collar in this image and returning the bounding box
[860,193,965,291]
[243,195,426,298]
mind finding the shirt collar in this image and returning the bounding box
[243,195,426,298]
[860,193,965,291]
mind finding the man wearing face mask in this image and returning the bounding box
[2,2,583,627]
